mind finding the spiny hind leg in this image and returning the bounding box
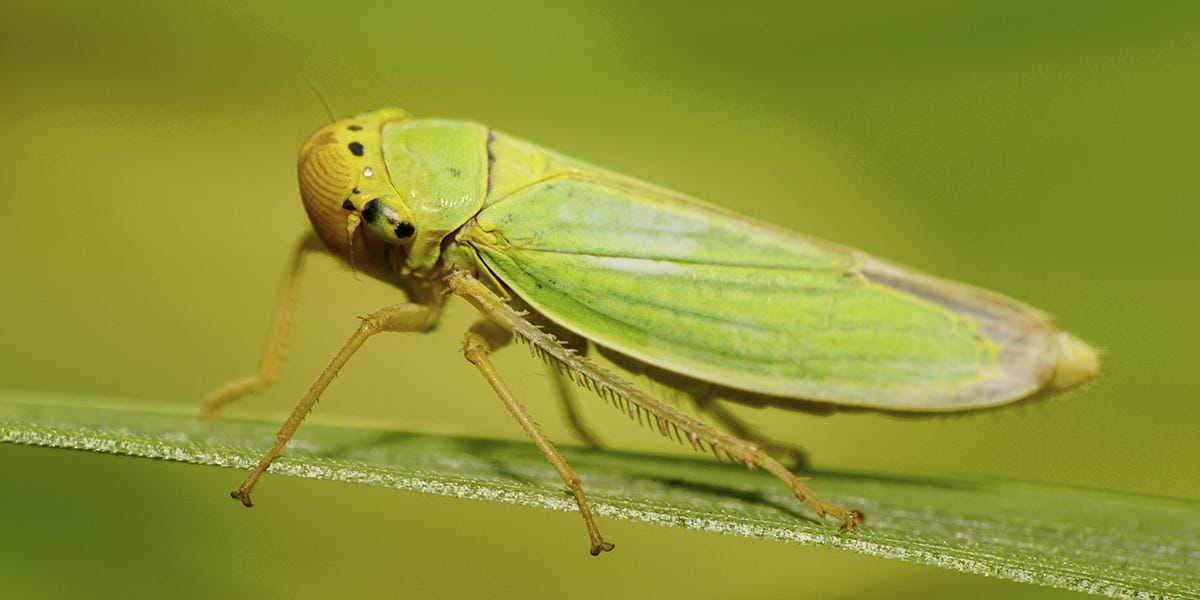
[447,270,860,533]
[463,319,614,555]
[756,456,864,532]
[231,301,442,507]
[693,395,809,470]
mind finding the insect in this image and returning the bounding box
[205,107,1100,555]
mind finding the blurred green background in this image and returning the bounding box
[1,1,1196,597]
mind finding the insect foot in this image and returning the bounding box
[590,540,616,556]
[840,510,865,533]
[231,487,254,508]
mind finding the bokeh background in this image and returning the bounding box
[1,1,1196,598]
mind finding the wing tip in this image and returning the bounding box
[1047,331,1101,392]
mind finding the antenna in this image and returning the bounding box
[307,80,336,123]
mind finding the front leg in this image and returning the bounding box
[231,300,442,507]
[203,233,323,419]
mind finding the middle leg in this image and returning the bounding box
[462,319,615,556]
[447,270,862,533]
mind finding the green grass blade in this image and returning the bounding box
[1,390,1195,599]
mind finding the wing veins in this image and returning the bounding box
[506,244,849,273]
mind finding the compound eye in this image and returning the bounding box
[361,198,416,242]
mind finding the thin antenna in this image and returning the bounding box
[307,80,336,123]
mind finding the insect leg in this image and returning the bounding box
[203,233,324,419]
[518,313,603,447]
[547,363,603,448]
[230,300,442,508]
[693,396,809,470]
[447,270,862,532]
[462,318,614,555]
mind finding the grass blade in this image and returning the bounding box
[1,390,1196,598]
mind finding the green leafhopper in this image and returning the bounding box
[206,107,1100,555]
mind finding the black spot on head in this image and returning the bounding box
[361,199,381,223]
[352,188,360,194]
[347,124,363,131]
[342,198,355,210]
[394,222,415,239]
[348,142,364,156]
[449,167,462,177]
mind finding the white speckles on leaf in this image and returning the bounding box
[0,391,1195,599]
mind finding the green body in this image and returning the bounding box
[305,109,1096,413]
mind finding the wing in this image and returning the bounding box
[463,174,1071,412]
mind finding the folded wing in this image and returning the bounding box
[465,175,1077,412]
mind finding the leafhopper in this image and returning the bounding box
[206,108,1099,555]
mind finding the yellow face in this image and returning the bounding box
[296,107,414,264]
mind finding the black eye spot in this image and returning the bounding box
[394,222,415,239]
[361,199,381,223]
[352,188,360,194]
[348,142,364,156]
[342,198,355,210]
[347,124,363,131]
